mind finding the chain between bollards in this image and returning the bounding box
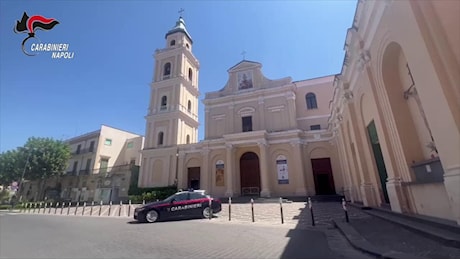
[251,198,255,222]
[279,197,284,224]
[308,197,315,226]
[228,197,232,221]
[342,198,349,223]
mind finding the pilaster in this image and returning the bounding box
[291,141,307,196]
[225,144,234,197]
[258,141,271,198]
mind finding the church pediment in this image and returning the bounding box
[205,60,292,99]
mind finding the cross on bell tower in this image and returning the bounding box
[178,8,185,17]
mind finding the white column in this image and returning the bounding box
[201,148,210,191]
[291,141,307,196]
[258,141,271,197]
[177,152,186,189]
[225,144,234,197]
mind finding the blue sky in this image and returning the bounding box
[0,0,357,152]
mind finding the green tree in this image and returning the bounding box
[0,149,21,186]
[20,137,71,181]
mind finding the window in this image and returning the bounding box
[187,100,191,112]
[306,93,318,109]
[72,161,78,174]
[190,192,206,200]
[310,124,321,130]
[186,135,190,144]
[160,96,167,110]
[188,68,193,81]
[89,141,95,152]
[186,43,190,49]
[170,40,175,46]
[100,158,109,174]
[76,144,81,154]
[158,132,164,146]
[242,116,253,132]
[85,159,92,171]
[104,138,112,146]
[172,193,189,202]
[127,142,134,148]
[163,62,171,77]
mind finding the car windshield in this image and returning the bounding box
[163,193,178,202]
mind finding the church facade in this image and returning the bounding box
[139,0,460,225]
[138,17,343,198]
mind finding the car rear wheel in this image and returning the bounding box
[202,207,211,218]
[145,210,159,223]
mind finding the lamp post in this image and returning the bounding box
[18,148,36,202]
[175,149,179,190]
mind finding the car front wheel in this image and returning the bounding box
[202,207,211,219]
[145,210,159,223]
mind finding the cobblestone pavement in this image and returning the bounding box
[18,201,371,229]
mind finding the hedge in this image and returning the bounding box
[128,185,178,204]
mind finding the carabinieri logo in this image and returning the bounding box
[14,12,75,59]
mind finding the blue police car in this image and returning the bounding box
[134,190,222,223]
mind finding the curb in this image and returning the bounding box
[349,203,460,249]
[332,219,417,259]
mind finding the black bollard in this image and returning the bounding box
[99,201,103,216]
[55,202,59,214]
[43,202,47,214]
[308,197,315,226]
[82,202,86,216]
[33,203,37,213]
[118,201,122,217]
[128,200,131,217]
[67,202,71,215]
[60,202,64,214]
[48,202,52,214]
[228,197,232,221]
[251,198,255,222]
[74,201,79,215]
[280,197,284,224]
[342,198,349,223]
[90,201,94,216]
[208,198,212,220]
[108,201,112,216]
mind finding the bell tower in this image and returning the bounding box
[144,16,200,149]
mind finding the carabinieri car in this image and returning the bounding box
[134,190,222,223]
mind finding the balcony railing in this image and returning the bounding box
[65,164,134,177]
[72,148,94,155]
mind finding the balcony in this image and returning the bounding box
[72,148,94,155]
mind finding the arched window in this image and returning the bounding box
[187,100,191,112]
[186,43,190,49]
[158,132,164,146]
[186,135,190,144]
[163,63,171,76]
[170,40,175,46]
[188,68,193,81]
[306,93,318,109]
[160,96,167,110]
